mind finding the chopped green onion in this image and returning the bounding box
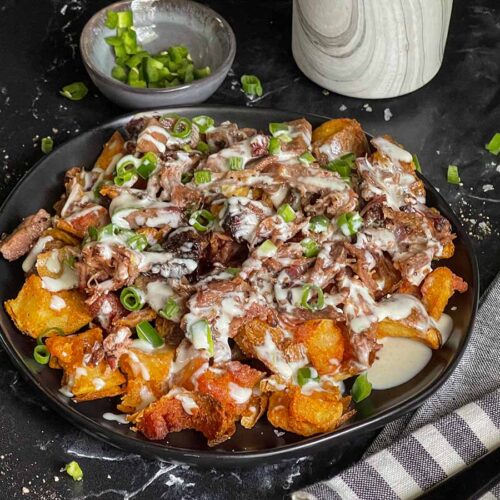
[159,298,180,320]
[226,267,240,276]
[104,11,118,29]
[60,82,88,101]
[196,141,209,154]
[268,137,282,155]
[122,29,138,55]
[97,223,120,241]
[136,152,158,179]
[300,238,319,258]
[114,171,136,186]
[297,366,320,387]
[169,45,189,63]
[309,215,329,233]
[228,156,244,171]
[447,165,461,185]
[105,35,123,47]
[64,255,76,269]
[277,203,296,223]
[37,327,65,346]
[136,320,164,348]
[116,154,141,177]
[337,212,363,237]
[181,171,194,184]
[111,65,128,82]
[65,461,83,481]
[188,319,214,355]
[33,345,50,365]
[194,169,212,185]
[351,373,372,403]
[88,226,98,240]
[192,115,215,133]
[120,287,145,311]
[300,284,325,311]
[171,117,192,139]
[299,151,315,164]
[241,74,263,97]
[256,239,277,258]
[117,10,133,28]
[127,233,148,251]
[325,153,356,178]
[269,122,289,137]
[41,136,54,154]
[486,133,500,155]
[194,66,211,79]
[412,154,422,173]
[189,209,215,232]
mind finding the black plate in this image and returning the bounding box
[0,106,479,467]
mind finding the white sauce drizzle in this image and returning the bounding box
[102,412,129,424]
[49,296,66,311]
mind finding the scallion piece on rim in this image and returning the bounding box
[268,137,282,156]
[299,151,315,165]
[300,284,325,312]
[65,461,83,482]
[60,82,88,101]
[300,238,319,258]
[240,74,263,97]
[277,203,296,223]
[351,373,372,403]
[309,215,329,233]
[228,156,244,171]
[297,366,320,387]
[159,298,180,320]
[136,320,164,348]
[189,319,214,355]
[485,133,500,155]
[192,115,215,133]
[412,154,422,173]
[337,212,363,237]
[256,239,277,258]
[447,165,461,185]
[41,137,54,154]
[33,345,50,365]
[194,170,212,185]
[189,209,215,232]
[120,287,145,311]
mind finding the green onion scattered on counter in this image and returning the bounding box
[189,209,215,232]
[41,136,54,154]
[256,239,277,258]
[412,154,422,173]
[299,151,315,165]
[297,366,320,387]
[137,320,164,348]
[228,156,244,171]
[277,203,296,223]
[192,115,215,133]
[33,345,50,365]
[65,461,83,481]
[309,215,329,233]
[300,284,325,312]
[160,298,180,320]
[447,165,461,185]
[240,74,263,97]
[104,9,211,88]
[120,286,145,311]
[486,133,500,155]
[337,212,363,237]
[300,238,319,258]
[351,373,372,403]
[60,82,88,101]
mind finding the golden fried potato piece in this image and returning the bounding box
[134,390,236,446]
[377,319,441,350]
[234,319,284,361]
[312,118,369,165]
[44,228,80,246]
[46,328,126,402]
[241,393,269,429]
[35,247,76,279]
[56,205,109,238]
[421,267,468,320]
[267,386,352,436]
[4,274,91,339]
[438,242,455,259]
[99,184,121,199]
[118,345,175,414]
[94,131,125,171]
[295,320,345,375]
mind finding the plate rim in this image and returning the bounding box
[0,105,480,466]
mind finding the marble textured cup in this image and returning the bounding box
[292,0,453,99]
[80,0,236,109]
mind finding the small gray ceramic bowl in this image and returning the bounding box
[80,0,236,109]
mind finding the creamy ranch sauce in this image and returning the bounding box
[367,313,453,390]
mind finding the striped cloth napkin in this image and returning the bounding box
[293,273,500,500]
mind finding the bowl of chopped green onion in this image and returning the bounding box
[80,0,236,109]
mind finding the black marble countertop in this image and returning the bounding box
[0,1,499,498]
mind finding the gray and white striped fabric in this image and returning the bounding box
[293,272,500,500]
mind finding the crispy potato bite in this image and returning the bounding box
[377,319,441,350]
[56,205,109,238]
[295,320,345,375]
[267,386,353,436]
[94,131,125,171]
[46,328,126,402]
[421,267,468,320]
[118,345,175,414]
[4,274,91,338]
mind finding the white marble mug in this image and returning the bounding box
[292,0,453,99]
